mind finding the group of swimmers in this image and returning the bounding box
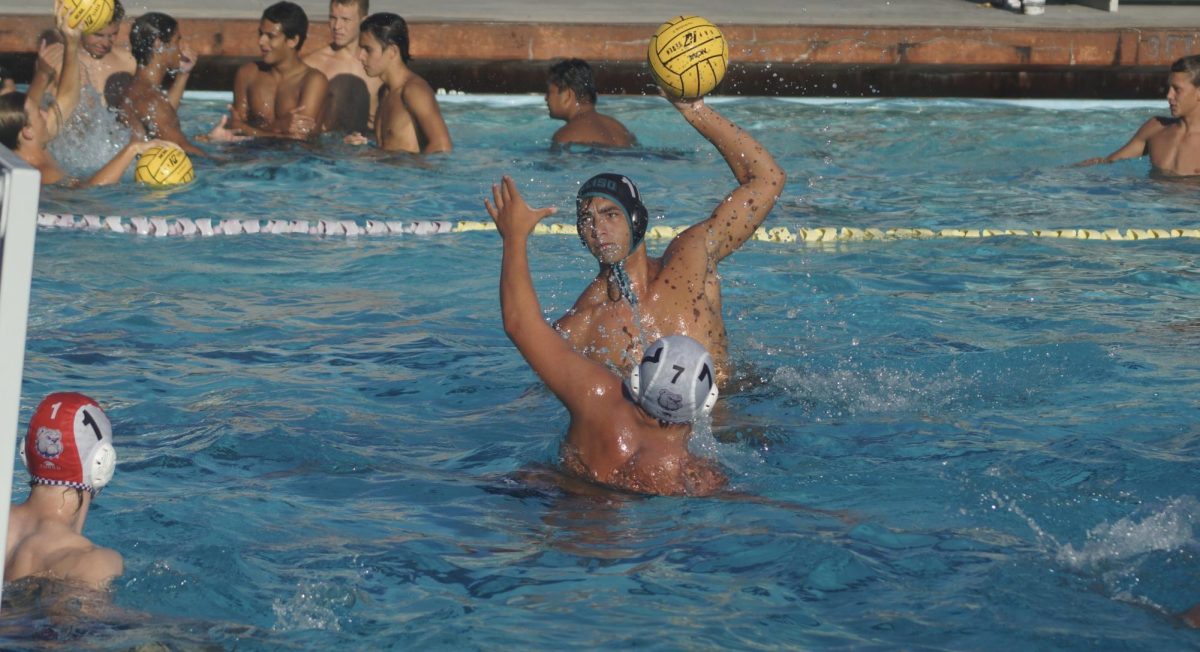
[1,0,455,185]
[3,0,1199,627]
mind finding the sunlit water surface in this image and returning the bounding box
[6,95,1199,650]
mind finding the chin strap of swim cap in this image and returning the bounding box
[610,261,638,307]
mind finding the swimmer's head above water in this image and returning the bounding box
[576,172,647,262]
[129,12,179,68]
[22,392,116,496]
[625,335,718,424]
[80,0,126,60]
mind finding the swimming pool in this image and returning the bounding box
[7,95,1199,649]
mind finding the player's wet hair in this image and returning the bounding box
[360,13,410,64]
[263,1,310,50]
[1170,55,1200,87]
[130,12,179,66]
[548,59,598,105]
[0,92,29,150]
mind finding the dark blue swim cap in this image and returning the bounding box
[576,173,648,256]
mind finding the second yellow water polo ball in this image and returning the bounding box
[647,16,729,100]
[135,144,194,187]
[59,0,116,35]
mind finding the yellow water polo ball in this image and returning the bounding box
[60,0,116,35]
[647,16,729,100]
[135,144,194,187]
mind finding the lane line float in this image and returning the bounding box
[36,214,1200,242]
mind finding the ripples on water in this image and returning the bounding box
[9,97,1200,649]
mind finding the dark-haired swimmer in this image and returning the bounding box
[1077,55,1200,176]
[120,12,206,157]
[304,0,380,133]
[553,97,786,388]
[487,176,724,496]
[344,13,451,153]
[546,58,635,148]
[5,393,122,591]
[216,1,328,141]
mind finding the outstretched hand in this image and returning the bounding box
[205,111,250,143]
[484,176,557,241]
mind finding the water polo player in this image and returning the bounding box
[345,12,452,153]
[545,58,636,148]
[29,0,134,110]
[121,12,207,158]
[222,1,328,141]
[5,393,123,591]
[553,96,786,388]
[488,175,725,496]
[304,0,380,134]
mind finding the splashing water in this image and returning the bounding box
[1056,496,1198,569]
[47,84,131,175]
[271,581,357,632]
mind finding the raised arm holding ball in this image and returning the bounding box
[553,18,786,389]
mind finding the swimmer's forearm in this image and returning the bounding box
[500,237,546,344]
[499,236,595,408]
[167,70,190,110]
[82,143,140,187]
[50,37,82,138]
[181,140,209,158]
[230,121,290,140]
[676,101,776,186]
[27,59,56,108]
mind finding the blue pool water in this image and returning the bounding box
[6,96,1200,649]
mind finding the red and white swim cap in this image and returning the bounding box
[21,392,116,495]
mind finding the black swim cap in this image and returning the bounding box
[576,173,648,255]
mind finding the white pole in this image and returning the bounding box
[0,146,42,610]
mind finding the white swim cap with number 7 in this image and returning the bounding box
[626,335,719,424]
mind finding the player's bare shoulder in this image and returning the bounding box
[302,45,335,68]
[400,72,437,103]
[65,545,124,589]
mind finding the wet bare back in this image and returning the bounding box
[5,504,122,590]
[554,111,636,148]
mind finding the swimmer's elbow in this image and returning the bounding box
[500,307,530,342]
[771,166,787,192]
[748,165,786,196]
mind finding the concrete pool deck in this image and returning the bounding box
[1,0,1198,97]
